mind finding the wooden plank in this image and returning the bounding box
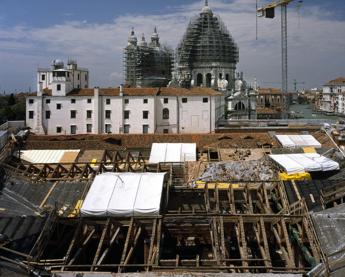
[97,226,121,266]
[39,181,59,208]
[91,218,110,271]
[68,228,95,265]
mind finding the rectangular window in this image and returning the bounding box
[143,99,148,104]
[29,99,34,104]
[203,97,209,103]
[78,74,80,80]
[85,74,88,81]
[70,125,77,135]
[163,129,169,134]
[71,99,76,104]
[46,99,50,104]
[57,84,61,91]
[143,110,149,119]
[87,98,92,104]
[124,99,129,104]
[29,111,34,119]
[87,110,92,119]
[124,110,130,119]
[164,98,169,104]
[56,103,62,110]
[143,124,149,134]
[41,74,46,81]
[106,99,111,105]
[124,124,130,134]
[105,124,112,133]
[70,110,76,119]
[182,98,187,103]
[56,126,62,133]
[45,111,51,119]
[105,110,111,119]
[87,124,92,133]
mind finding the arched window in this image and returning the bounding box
[206,73,212,87]
[163,108,169,120]
[234,102,245,111]
[196,73,203,86]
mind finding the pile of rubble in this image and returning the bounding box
[200,157,276,182]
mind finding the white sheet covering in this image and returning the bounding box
[80,172,166,217]
[149,143,196,163]
[269,153,339,174]
[275,135,322,148]
[20,149,80,164]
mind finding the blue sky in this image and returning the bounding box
[0,0,345,92]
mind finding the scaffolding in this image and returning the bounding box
[123,35,173,88]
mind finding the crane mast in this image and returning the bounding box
[257,0,295,118]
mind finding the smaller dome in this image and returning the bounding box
[151,26,159,40]
[139,33,147,47]
[128,28,137,45]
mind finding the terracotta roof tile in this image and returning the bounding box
[258,87,282,95]
[325,77,345,86]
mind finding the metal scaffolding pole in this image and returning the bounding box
[281,4,288,118]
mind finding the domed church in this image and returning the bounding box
[173,0,239,91]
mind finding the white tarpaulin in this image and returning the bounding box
[269,153,339,174]
[149,143,196,163]
[275,135,322,148]
[81,172,166,217]
[20,149,80,164]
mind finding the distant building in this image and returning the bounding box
[124,28,173,88]
[256,88,286,119]
[227,73,257,120]
[321,77,345,115]
[26,62,224,135]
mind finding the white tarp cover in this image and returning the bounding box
[81,172,166,217]
[20,149,80,164]
[149,143,196,163]
[275,135,322,148]
[269,153,339,174]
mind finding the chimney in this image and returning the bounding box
[119,84,124,97]
[37,82,43,97]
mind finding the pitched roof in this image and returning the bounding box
[27,87,222,97]
[258,87,282,95]
[325,77,345,86]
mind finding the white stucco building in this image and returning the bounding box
[321,77,345,114]
[26,61,224,135]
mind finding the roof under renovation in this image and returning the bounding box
[1,129,345,276]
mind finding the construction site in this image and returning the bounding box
[0,124,345,277]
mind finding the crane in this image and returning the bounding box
[257,0,302,117]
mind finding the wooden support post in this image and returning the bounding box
[119,218,134,272]
[155,219,162,266]
[62,219,83,270]
[68,228,95,265]
[281,218,295,268]
[97,226,121,266]
[91,218,110,271]
[147,219,157,271]
[124,226,142,265]
[259,217,272,270]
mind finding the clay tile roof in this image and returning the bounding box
[68,88,94,96]
[257,107,280,114]
[159,87,222,96]
[67,87,222,97]
[325,77,345,86]
[27,88,52,97]
[258,87,282,95]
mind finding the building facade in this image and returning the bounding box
[256,88,285,119]
[227,73,257,120]
[320,77,345,115]
[26,62,224,135]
